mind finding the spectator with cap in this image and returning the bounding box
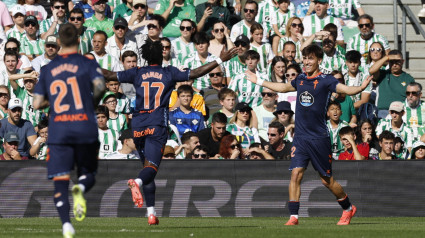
[266,121,292,160]
[6,5,26,42]
[230,0,259,42]
[410,141,425,159]
[31,35,60,73]
[68,8,96,55]
[162,145,176,159]
[375,101,414,153]
[104,129,140,159]
[105,17,138,66]
[91,30,123,71]
[226,102,260,149]
[224,34,249,83]
[20,15,44,61]
[39,0,68,40]
[273,101,294,142]
[84,0,115,38]
[0,98,37,159]
[153,0,196,38]
[0,131,28,160]
[74,0,113,19]
[197,112,230,158]
[126,0,150,34]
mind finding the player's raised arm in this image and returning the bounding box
[93,77,106,105]
[33,94,49,110]
[189,47,238,79]
[244,70,296,93]
[102,69,118,81]
[336,75,373,96]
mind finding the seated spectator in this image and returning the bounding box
[169,80,206,116]
[375,101,413,152]
[266,121,292,160]
[218,134,243,159]
[253,87,277,141]
[104,128,140,159]
[75,0,113,19]
[394,136,409,160]
[102,91,128,133]
[327,101,350,159]
[40,0,68,40]
[0,85,10,119]
[169,85,205,137]
[3,38,32,71]
[338,126,368,160]
[126,0,149,34]
[251,24,275,75]
[113,0,134,19]
[226,102,260,149]
[103,76,131,116]
[20,16,44,61]
[230,0,258,42]
[270,56,288,84]
[203,66,226,118]
[365,41,387,72]
[171,19,196,65]
[161,37,179,66]
[273,101,294,142]
[91,31,123,71]
[208,21,233,57]
[0,98,37,159]
[20,0,48,21]
[274,17,304,61]
[247,142,273,160]
[224,34,250,82]
[355,119,380,159]
[410,141,425,160]
[162,145,176,159]
[31,35,60,73]
[375,130,397,160]
[30,118,48,160]
[207,88,235,125]
[0,131,28,160]
[1,50,19,87]
[175,131,200,159]
[96,105,119,159]
[270,0,295,42]
[279,41,298,67]
[6,5,26,42]
[196,0,231,35]
[68,8,96,55]
[154,0,196,38]
[84,0,115,37]
[190,145,209,159]
[403,82,425,140]
[343,50,371,109]
[331,70,356,127]
[278,64,300,110]
[198,112,230,158]
[370,50,415,119]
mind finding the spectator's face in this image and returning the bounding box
[212,23,225,40]
[212,122,226,139]
[4,141,18,156]
[289,19,303,35]
[369,42,383,62]
[69,13,84,29]
[180,21,194,39]
[209,67,224,86]
[341,134,354,150]
[379,138,394,155]
[314,2,328,18]
[24,21,38,36]
[346,60,360,75]
[390,110,403,123]
[0,89,10,108]
[415,147,425,159]
[358,18,374,38]
[125,138,136,151]
[45,43,59,58]
[23,78,36,92]
[243,3,257,22]
[178,92,192,107]
[103,96,117,111]
[285,68,298,82]
[96,114,108,129]
[161,40,171,58]
[360,122,372,140]
[92,34,107,54]
[322,35,336,55]
[133,2,147,16]
[276,110,292,124]
[235,41,249,56]
[220,95,235,111]
[122,56,137,70]
[246,57,258,71]
[94,1,107,13]
[283,44,296,61]
[273,61,286,78]
[4,55,18,73]
[327,104,342,122]
[389,54,404,74]
[195,42,209,55]
[39,127,48,140]
[302,53,321,74]
[13,13,25,26]
[236,109,250,124]
[268,127,282,146]
[229,139,239,153]
[106,81,120,93]
[252,29,263,44]
[147,20,161,38]
[9,107,22,123]
[192,149,208,159]
[278,1,289,12]
[114,25,128,40]
[188,136,200,152]
[52,2,66,18]
[406,85,422,108]
[261,89,277,107]
[394,142,402,152]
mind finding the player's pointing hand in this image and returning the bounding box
[245,70,257,84]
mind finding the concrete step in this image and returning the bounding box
[375,24,425,41]
[362,0,421,6]
[364,5,425,24]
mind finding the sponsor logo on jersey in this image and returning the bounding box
[299,91,314,107]
[133,127,156,137]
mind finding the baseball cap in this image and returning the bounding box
[119,129,133,141]
[163,146,175,156]
[234,34,250,45]
[24,15,38,25]
[274,101,293,116]
[102,91,116,101]
[133,0,147,5]
[11,5,26,16]
[313,0,328,3]
[389,101,404,112]
[235,102,252,111]
[45,35,58,46]
[4,131,20,143]
[92,0,107,5]
[8,98,23,110]
[114,17,128,28]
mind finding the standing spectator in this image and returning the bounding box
[175,131,200,159]
[74,0,113,19]
[0,85,10,119]
[20,16,44,61]
[253,87,277,141]
[196,0,231,35]
[69,8,96,55]
[97,105,120,159]
[6,5,26,42]
[171,19,196,65]
[104,129,140,159]
[230,0,258,42]
[0,98,37,159]
[154,0,196,38]
[218,134,243,159]
[327,101,350,160]
[31,35,60,73]
[355,119,380,160]
[208,21,233,57]
[226,102,260,149]
[375,130,397,160]
[267,121,292,160]
[224,34,250,82]
[338,126,368,160]
[403,82,425,140]
[105,17,138,67]
[40,0,68,40]
[343,50,371,109]
[198,112,230,158]
[250,23,274,74]
[19,0,48,21]
[275,17,304,62]
[0,131,28,160]
[370,50,415,119]
[91,31,123,71]
[347,14,390,67]
[84,0,115,37]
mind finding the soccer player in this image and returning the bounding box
[245,44,372,225]
[33,23,106,238]
[102,41,237,225]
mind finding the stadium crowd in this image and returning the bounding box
[0,0,424,161]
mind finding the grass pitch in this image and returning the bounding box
[1,217,425,238]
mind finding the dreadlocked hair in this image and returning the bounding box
[141,40,163,65]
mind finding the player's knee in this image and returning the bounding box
[290,169,304,183]
[320,176,333,188]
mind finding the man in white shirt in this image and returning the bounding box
[31,35,60,73]
[91,30,123,72]
[104,129,140,159]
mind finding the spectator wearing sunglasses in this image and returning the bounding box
[365,41,388,72]
[68,8,95,55]
[83,0,115,37]
[3,38,33,72]
[230,0,258,42]
[253,87,277,142]
[171,19,196,65]
[6,5,26,43]
[218,134,243,159]
[226,102,260,149]
[20,16,44,61]
[127,0,150,34]
[190,145,209,159]
[0,86,10,119]
[275,17,304,63]
[195,0,231,35]
[369,50,415,119]
[403,82,425,141]
[31,35,60,73]
[272,101,294,142]
[224,34,250,84]
[40,0,68,40]
[208,21,234,58]
[203,66,226,117]
[161,37,179,66]
[154,0,196,38]
[266,121,292,160]
[74,0,113,19]
[346,14,390,67]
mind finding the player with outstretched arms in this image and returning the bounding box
[102,41,237,225]
[245,44,372,226]
[33,24,106,238]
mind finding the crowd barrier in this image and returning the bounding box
[0,160,424,218]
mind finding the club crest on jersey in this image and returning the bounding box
[192,119,199,125]
[299,91,314,107]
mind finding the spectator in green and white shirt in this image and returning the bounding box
[230,0,259,42]
[0,85,10,119]
[113,0,133,19]
[154,0,196,38]
[224,34,250,83]
[403,82,425,140]
[171,19,196,65]
[326,101,350,160]
[343,50,371,109]
[96,105,120,159]
[31,118,48,160]
[226,102,260,149]
[84,0,115,38]
[104,128,140,159]
[6,5,26,42]
[68,8,96,55]
[161,37,180,66]
[102,78,131,118]
[20,15,44,61]
[328,0,364,22]
[39,0,68,40]
[91,30,123,71]
[103,91,129,133]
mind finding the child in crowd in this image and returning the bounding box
[327,101,350,160]
[394,136,409,160]
[250,23,274,74]
[103,77,131,118]
[96,105,119,159]
[103,91,128,133]
[338,126,369,160]
[208,88,236,125]
[343,50,371,109]
[31,118,48,160]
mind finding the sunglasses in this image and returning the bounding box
[193,154,207,159]
[261,92,276,97]
[369,48,382,52]
[162,45,171,50]
[277,110,292,115]
[235,41,248,47]
[230,144,239,149]
[285,73,297,78]
[11,107,22,113]
[94,1,106,5]
[214,28,225,33]
[389,60,403,64]
[69,16,83,21]
[244,9,256,13]
[54,5,66,9]
[390,110,402,114]
[267,133,277,137]
[358,23,371,28]
[0,93,9,98]
[115,25,126,30]
[406,91,420,96]
[147,24,158,30]
[180,26,193,31]
[291,23,303,28]
[209,72,223,77]
[45,44,57,48]
[25,22,37,27]
[105,100,117,104]
[134,3,146,9]
[6,47,18,51]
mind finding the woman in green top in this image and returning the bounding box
[113,0,133,19]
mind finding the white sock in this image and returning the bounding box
[147,206,156,216]
[344,205,352,212]
[63,222,75,235]
[78,184,85,193]
[290,215,299,219]
[135,178,143,187]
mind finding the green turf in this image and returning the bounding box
[2,217,425,238]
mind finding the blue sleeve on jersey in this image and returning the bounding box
[34,66,48,97]
[118,67,138,84]
[169,66,190,82]
[327,75,339,93]
[290,76,298,89]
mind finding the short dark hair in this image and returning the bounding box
[358,14,374,25]
[141,40,163,65]
[59,23,79,47]
[345,50,362,63]
[177,85,194,96]
[181,131,198,144]
[218,88,236,101]
[193,32,210,45]
[51,0,67,7]
[94,30,108,41]
[95,105,109,120]
[323,23,337,40]
[3,49,19,61]
[5,37,20,50]
[245,0,258,10]
[278,0,290,3]
[379,130,395,142]
[245,50,260,60]
[328,101,341,110]
[283,41,296,50]
[150,14,166,28]
[69,8,84,16]
[121,50,138,62]
[38,118,49,130]
[211,112,227,124]
[302,44,323,59]
[388,49,403,58]
[287,64,302,74]
[193,144,208,153]
[268,121,285,134]
[339,126,354,137]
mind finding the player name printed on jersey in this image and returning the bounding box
[50,63,79,76]
[299,91,314,107]
[142,72,163,80]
